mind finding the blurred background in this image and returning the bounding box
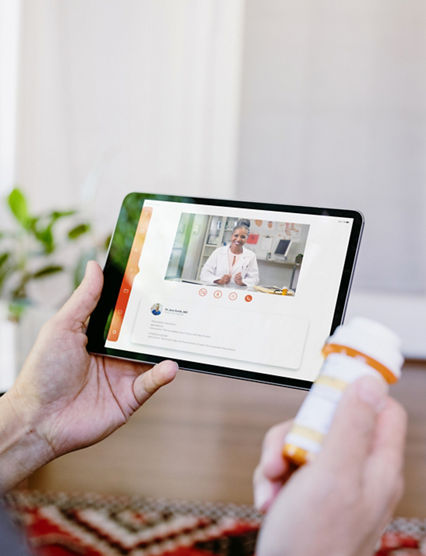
[1,1,426,523]
[1,0,425,356]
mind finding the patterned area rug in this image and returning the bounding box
[5,490,426,556]
[5,490,261,555]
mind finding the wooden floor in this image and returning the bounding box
[30,362,426,518]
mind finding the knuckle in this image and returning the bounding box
[145,374,157,394]
[145,366,163,393]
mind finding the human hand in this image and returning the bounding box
[1,262,178,489]
[234,272,246,286]
[254,376,407,556]
[215,274,231,285]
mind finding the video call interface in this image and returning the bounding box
[105,199,354,383]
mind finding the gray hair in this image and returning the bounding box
[233,218,250,234]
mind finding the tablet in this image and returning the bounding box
[86,193,363,389]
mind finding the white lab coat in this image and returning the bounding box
[200,245,259,286]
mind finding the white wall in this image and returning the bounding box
[15,0,244,231]
[0,0,21,197]
[236,1,426,355]
[7,1,426,355]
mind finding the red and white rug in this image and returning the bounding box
[5,490,260,555]
[5,490,426,555]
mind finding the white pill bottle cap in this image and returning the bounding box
[327,317,404,380]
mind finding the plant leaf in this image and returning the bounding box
[8,300,29,323]
[7,188,31,229]
[32,265,64,279]
[0,252,10,267]
[28,216,40,232]
[103,233,112,251]
[68,223,91,240]
[34,225,55,254]
[11,272,31,300]
[50,209,77,222]
[0,266,13,294]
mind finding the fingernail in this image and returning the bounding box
[356,375,388,412]
[164,360,179,379]
[254,480,274,513]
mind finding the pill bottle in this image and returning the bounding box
[282,317,404,467]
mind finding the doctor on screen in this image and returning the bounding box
[200,219,259,287]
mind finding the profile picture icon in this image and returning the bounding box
[150,303,162,316]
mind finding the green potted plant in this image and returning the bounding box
[0,187,110,390]
[0,187,96,322]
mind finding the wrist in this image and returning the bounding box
[0,387,55,492]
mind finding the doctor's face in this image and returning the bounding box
[231,227,248,249]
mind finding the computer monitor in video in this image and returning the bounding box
[274,239,291,257]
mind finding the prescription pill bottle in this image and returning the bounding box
[282,317,404,467]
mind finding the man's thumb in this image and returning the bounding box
[57,261,103,327]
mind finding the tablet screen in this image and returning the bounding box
[87,193,363,389]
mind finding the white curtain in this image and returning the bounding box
[237,0,426,356]
[7,1,426,355]
[15,0,244,230]
[0,0,21,197]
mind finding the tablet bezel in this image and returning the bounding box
[86,193,364,390]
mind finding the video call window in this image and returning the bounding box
[165,213,310,295]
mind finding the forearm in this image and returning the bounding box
[0,390,53,492]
